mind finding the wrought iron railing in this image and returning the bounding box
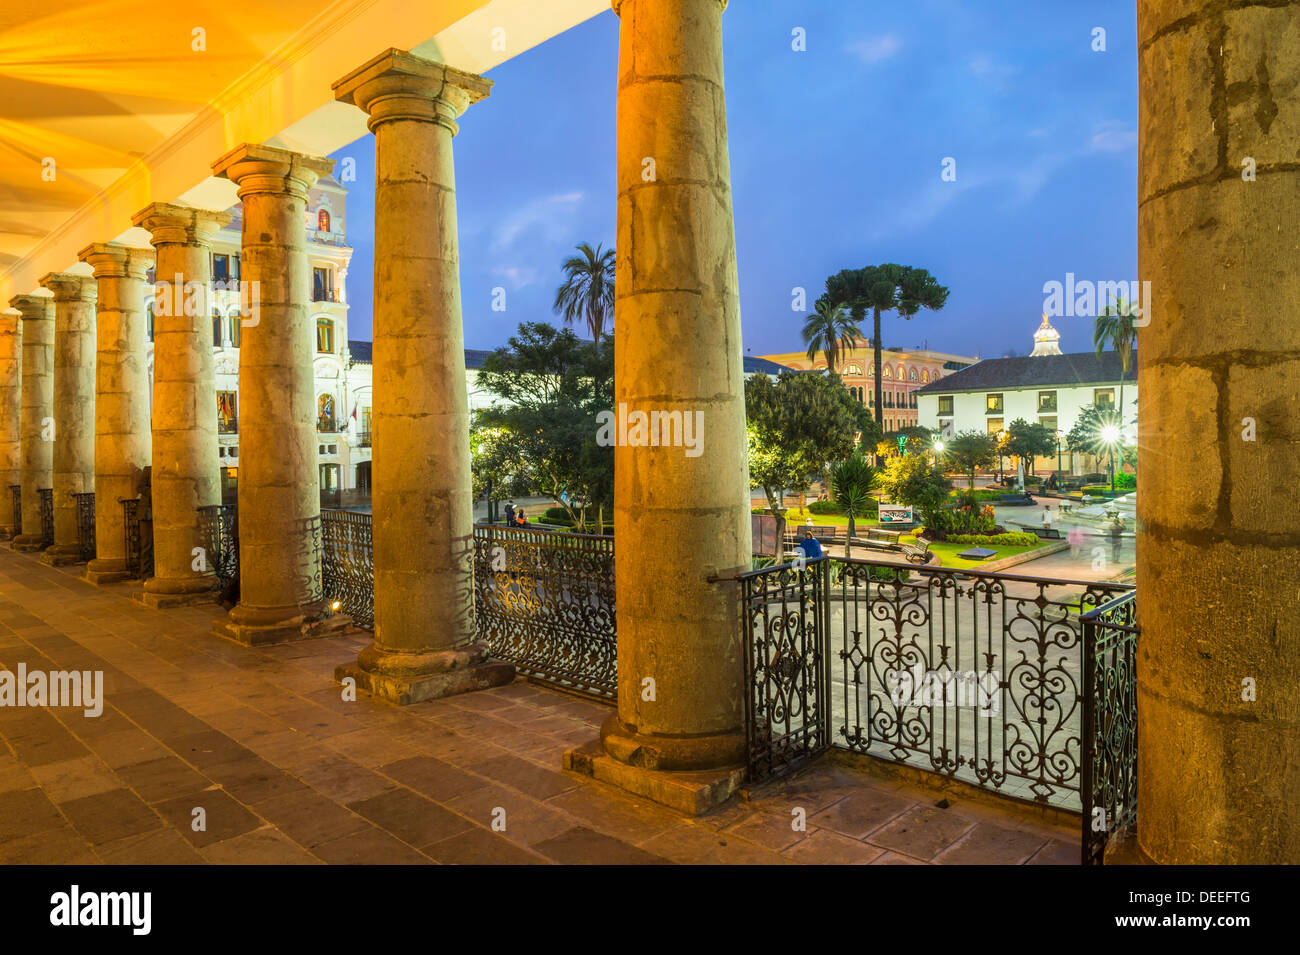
[320,488,342,509]
[354,431,371,448]
[74,492,95,562]
[321,509,373,629]
[9,484,19,536]
[473,523,616,700]
[740,555,1134,812]
[739,556,832,781]
[218,417,238,435]
[197,504,239,591]
[1081,590,1139,865]
[122,498,153,579]
[37,488,53,548]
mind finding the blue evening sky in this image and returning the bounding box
[331,0,1138,361]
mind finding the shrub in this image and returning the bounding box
[809,500,850,514]
[1114,472,1136,490]
[1080,484,1113,495]
[948,533,1039,547]
[543,506,570,521]
[949,488,1004,502]
[1082,472,1107,484]
[1024,475,1043,486]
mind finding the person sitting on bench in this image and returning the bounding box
[797,528,823,560]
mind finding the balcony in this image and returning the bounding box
[317,418,339,434]
[354,430,371,448]
[218,417,238,435]
[312,288,340,303]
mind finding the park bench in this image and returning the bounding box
[998,493,1036,505]
[899,539,932,564]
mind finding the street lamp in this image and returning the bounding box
[996,430,1007,485]
[1055,430,1064,487]
[1100,424,1122,489]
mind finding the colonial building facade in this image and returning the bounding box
[759,344,978,433]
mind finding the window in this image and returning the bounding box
[217,391,237,434]
[910,392,917,409]
[1094,388,1115,409]
[938,395,954,416]
[146,301,154,342]
[313,268,334,302]
[987,418,1004,435]
[921,370,929,383]
[909,368,917,380]
[212,253,230,283]
[1039,415,1059,433]
[212,308,222,348]
[317,394,336,432]
[1038,391,1058,413]
[883,366,892,378]
[318,209,331,232]
[316,316,334,354]
[229,312,241,348]
[986,393,1004,414]
[845,364,861,376]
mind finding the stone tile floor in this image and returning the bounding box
[0,546,1079,865]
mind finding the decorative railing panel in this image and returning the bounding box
[122,498,153,579]
[739,557,831,782]
[74,492,95,562]
[37,488,53,548]
[1081,590,1139,865]
[321,509,373,629]
[9,485,20,536]
[473,523,616,700]
[197,505,239,591]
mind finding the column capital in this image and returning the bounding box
[212,144,333,201]
[612,0,727,15]
[78,242,155,280]
[7,295,52,322]
[333,49,491,134]
[38,272,97,302]
[131,203,232,248]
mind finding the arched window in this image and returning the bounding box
[318,209,331,232]
[317,394,336,432]
[845,364,862,376]
[909,368,918,380]
[883,366,892,378]
[922,370,929,382]
[316,316,334,354]
[212,308,222,348]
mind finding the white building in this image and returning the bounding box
[916,316,1137,475]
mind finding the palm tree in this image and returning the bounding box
[553,242,615,344]
[829,453,877,557]
[823,264,950,431]
[1095,297,1139,423]
[800,300,861,373]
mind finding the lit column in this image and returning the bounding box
[10,295,53,551]
[567,0,752,814]
[80,243,154,584]
[37,273,96,566]
[131,203,229,606]
[210,144,348,646]
[0,311,21,539]
[1134,0,1300,864]
[331,50,512,701]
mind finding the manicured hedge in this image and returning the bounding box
[948,532,1039,547]
[543,506,569,521]
[808,500,842,514]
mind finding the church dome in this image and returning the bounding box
[1030,314,1062,356]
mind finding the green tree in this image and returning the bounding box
[1003,418,1058,484]
[877,455,953,539]
[821,264,950,429]
[553,242,615,344]
[829,453,878,551]
[745,370,876,520]
[1095,296,1138,423]
[943,430,997,488]
[800,300,862,374]
[473,322,614,529]
[1066,404,1124,486]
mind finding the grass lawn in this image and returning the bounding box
[753,506,882,528]
[924,540,1048,569]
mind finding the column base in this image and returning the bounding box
[0,525,13,541]
[11,534,47,552]
[39,543,86,567]
[1103,825,1156,865]
[84,558,132,586]
[138,575,219,608]
[214,610,353,647]
[563,740,745,816]
[336,641,515,705]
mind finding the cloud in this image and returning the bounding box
[491,191,586,252]
[491,265,541,289]
[847,34,902,64]
[1089,121,1137,152]
[968,54,1018,84]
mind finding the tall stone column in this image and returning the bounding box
[10,295,53,551]
[80,243,154,584]
[131,203,229,606]
[331,50,512,702]
[567,0,752,814]
[1135,0,1300,864]
[37,273,97,565]
[0,311,20,539]
[210,144,348,646]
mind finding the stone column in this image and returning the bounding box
[566,0,752,815]
[1134,0,1300,864]
[210,144,349,646]
[0,311,21,539]
[131,203,229,606]
[80,243,154,584]
[330,50,513,703]
[37,273,97,565]
[10,295,53,551]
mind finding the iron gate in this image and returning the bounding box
[37,488,53,548]
[74,492,95,562]
[1081,590,1139,865]
[197,504,239,591]
[9,484,19,536]
[122,498,153,579]
[321,509,373,629]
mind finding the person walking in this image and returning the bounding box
[504,500,515,526]
[1068,524,1084,560]
[1042,506,1054,532]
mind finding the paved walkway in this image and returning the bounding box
[0,545,1078,864]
